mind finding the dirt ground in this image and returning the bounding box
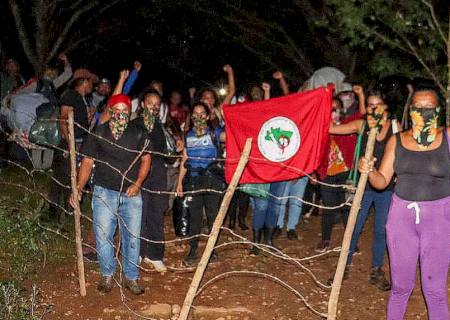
[32,212,443,320]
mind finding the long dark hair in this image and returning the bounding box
[188,102,212,132]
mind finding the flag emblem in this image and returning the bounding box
[258,116,301,162]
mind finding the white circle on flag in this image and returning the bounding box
[257,116,301,162]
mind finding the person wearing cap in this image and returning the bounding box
[92,78,111,110]
[70,94,151,295]
[47,68,97,228]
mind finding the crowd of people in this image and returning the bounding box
[0,54,449,320]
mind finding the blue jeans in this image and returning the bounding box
[347,189,393,267]
[267,177,308,230]
[251,197,278,229]
[92,185,143,280]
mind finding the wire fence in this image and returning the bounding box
[0,116,357,319]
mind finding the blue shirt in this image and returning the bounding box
[186,127,222,172]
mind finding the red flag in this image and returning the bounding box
[223,86,332,184]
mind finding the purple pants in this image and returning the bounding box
[386,194,450,320]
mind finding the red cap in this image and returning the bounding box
[107,94,132,111]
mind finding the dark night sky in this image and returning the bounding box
[0,1,304,99]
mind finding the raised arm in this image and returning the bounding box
[329,119,364,135]
[53,53,73,89]
[262,82,271,100]
[113,70,129,95]
[219,64,235,108]
[359,134,396,190]
[123,61,141,95]
[353,85,366,115]
[273,71,289,95]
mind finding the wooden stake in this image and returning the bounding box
[327,128,377,320]
[67,110,86,297]
[178,138,253,320]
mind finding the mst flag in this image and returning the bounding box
[223,86,332,184]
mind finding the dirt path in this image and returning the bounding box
[35,214,438,319]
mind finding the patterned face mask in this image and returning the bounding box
[409,107,440,147]
[367,104,386,132]
[109,110,129,140]
[143,106,159,132]
[192,114,208,137]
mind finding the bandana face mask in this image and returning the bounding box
[109,110,129,140]
[409,107,440,147]
[367,103,386,132]
[192,114,208,137]
[143,106,159,132]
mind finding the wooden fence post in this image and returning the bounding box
[327,128,377,320]
[67,110,86,297]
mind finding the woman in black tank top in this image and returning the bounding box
[359,89,450,320]
[329,89,393,291]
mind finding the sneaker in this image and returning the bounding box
[353,246,362,256]
[83,252,98,263]
[315,240,331,253]
[123,278,145,295]
[287,229,298,240]
[142,257,167,273]
[97,276,114,293]
[369,267,391,291]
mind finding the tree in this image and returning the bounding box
[8,0,122,73]
[195,0,364,83]
[324,0,450,124]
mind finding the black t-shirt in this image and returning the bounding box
[81,121,151,192]
[60,89,89,139]
[132,117,167,165]
[132,117,168,188]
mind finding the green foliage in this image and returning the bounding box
[0,189,70,283]
[0,282,50,320]
[324,0,448,90]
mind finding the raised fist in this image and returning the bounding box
[261,82,271,92]
[223,64,233,73]
[272,71,284,80]
[134,61,142,71]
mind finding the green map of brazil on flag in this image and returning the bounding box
[223,86,332,184]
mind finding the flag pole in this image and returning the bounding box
[327,128,377,320]
[178,138,253,320]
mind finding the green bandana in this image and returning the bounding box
[192,115,208,137]
[143,107,157,132]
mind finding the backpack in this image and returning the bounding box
[28,80,61,147]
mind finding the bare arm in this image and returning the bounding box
[273,71,289,95]
[53,53,72,88]
[262,82,271,100]
[329,119,364,135]
[60,105,72,141]
[69,157,94,208]
[125,153,151,197]
[219,64,235,108]
[176,149,188,197]
[359,134,396,190]
[353,85,366,115]
[113,70,129,96]
[76,157,94,192]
